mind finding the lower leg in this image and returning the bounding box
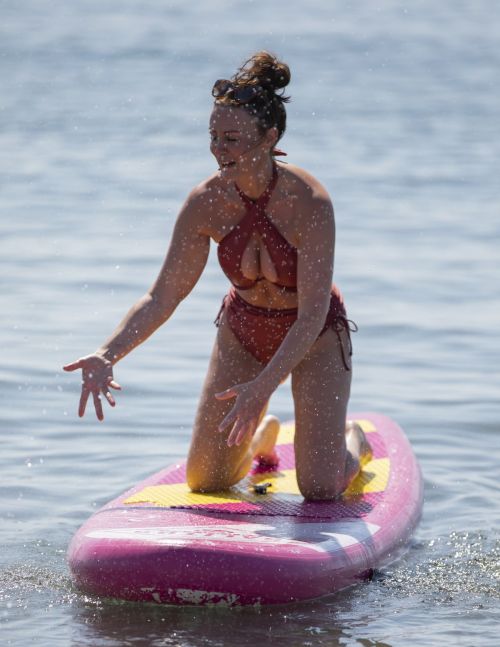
[189,403,279,492]
[225,418,367,490]
[186,323,265,492]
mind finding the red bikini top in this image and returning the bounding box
[217,165,298,292]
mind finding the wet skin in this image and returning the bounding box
[64,104,369,499]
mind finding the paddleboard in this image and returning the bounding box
[67,412,423,606]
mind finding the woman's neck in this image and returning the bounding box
[234,157,275,199]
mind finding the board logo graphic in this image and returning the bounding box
[86,520,380,553]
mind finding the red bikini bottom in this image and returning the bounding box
[214,285,356,368]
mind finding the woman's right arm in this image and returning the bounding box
[63,187,211,420]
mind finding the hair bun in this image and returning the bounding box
[235,51,291,92]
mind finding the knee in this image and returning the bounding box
[186,460,217,493]
[186,455,211,492]
[186,471,219,493]
[186,456,236,493]
[299,486,343,502]
[187,479,216,493]
[296,472,346,502]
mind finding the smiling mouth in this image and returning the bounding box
[220,161,236,169]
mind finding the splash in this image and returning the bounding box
[379,531,500,604]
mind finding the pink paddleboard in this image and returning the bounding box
[67,412,423,606]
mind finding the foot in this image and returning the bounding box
[251,415,280,465]
[346,420,373,467]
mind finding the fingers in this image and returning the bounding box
[215,387,238,401]
[78,385,117,420]
[227,421,243,447]
[224,411,259,447]
[92,390,104,422]
[103,376,121,404]
[78,389,90,417]
[65,357,121,421]
[63,360,83,372]
[234,423,252,447]
[227,419,254,447]
[227,424,238,447]
[216,387,240,431]
[218,409,237,433]
[101,386,116,407]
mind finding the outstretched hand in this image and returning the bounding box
[215,380,269,447]
[63,354,121,421]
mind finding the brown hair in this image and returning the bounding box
[217,51,291,141]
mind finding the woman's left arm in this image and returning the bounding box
[217,188,335,446]
[257,190,335,390]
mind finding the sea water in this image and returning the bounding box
[1,1,499,645]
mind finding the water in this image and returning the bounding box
[1,1,499,645]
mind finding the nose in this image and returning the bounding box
[211,139,227,154]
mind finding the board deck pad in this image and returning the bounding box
[122,419,390,518]
[68,413,423,606]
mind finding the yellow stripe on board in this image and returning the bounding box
[343,458,390,496]
[125,484,248,507]
[276,423,295,446]
[124,456,389,508]
[355,419,377,433]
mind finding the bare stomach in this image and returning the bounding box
[234,279,299,309]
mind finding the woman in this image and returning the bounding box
[64,51,371,500]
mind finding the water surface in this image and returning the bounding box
[1,1,499,645]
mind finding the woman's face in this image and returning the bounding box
[209,104,274,179]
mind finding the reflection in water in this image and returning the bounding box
[70,593,351,647]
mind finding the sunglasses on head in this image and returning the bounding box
[212,79,265,104]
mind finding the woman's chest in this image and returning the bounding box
[209,195,300,248]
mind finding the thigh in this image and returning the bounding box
[291,325,352,499]
[186,309,265,490]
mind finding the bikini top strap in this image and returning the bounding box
[234,164,278,210]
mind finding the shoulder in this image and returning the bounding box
[175,172,231,232]
[277,163,334,233]
[181,172,228,212]
[278,163,333,212]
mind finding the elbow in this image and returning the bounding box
[296,310,329,337]
[145,291,175,324]
[148,280,193,320]
[149,284,185,314]
[296,292,332,334]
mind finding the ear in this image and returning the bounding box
[264,127,279,150]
